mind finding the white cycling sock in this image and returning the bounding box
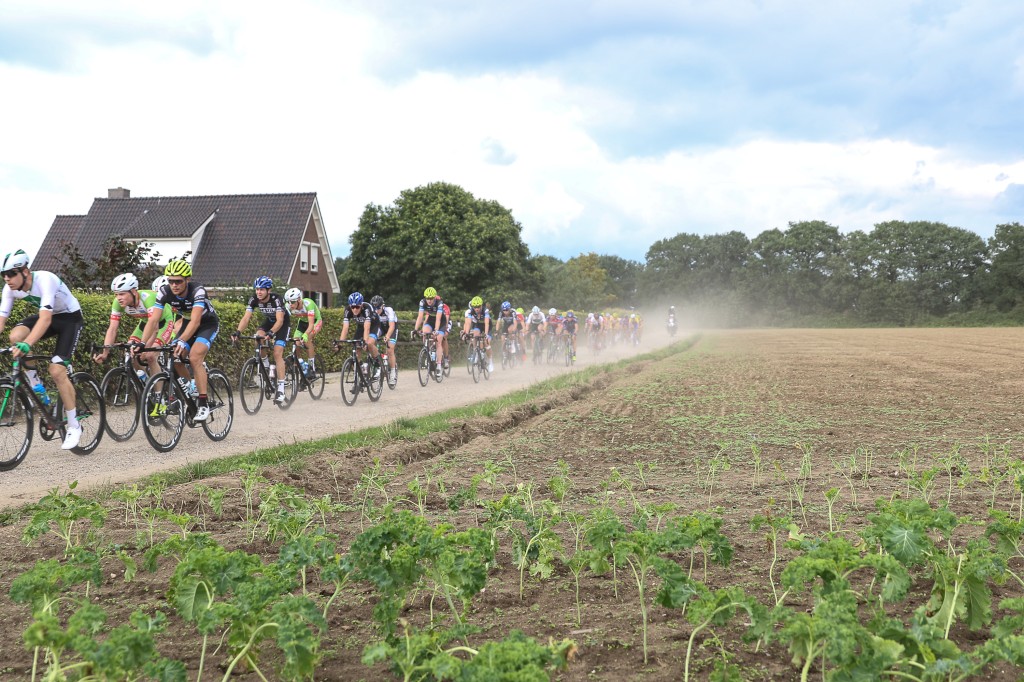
[66,408,80,429]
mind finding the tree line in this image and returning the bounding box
[337,182,1024,325]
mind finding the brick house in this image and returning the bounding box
[33,188,340,306]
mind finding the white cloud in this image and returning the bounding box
[2,1,1024,265]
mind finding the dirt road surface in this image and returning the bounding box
[0,331,676,509]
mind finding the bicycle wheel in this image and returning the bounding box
[55,373,105,455]
[307,364,326,399]
[239,358,264,415]
[367,359,384,402]
[201,369,234,441]
[278,358,299,410]
[0,380,32,471]
[100,366,141,442]
[466,345,474,374]
[340,358,359,406]
[566,342,574,366]
[471,351,480,383]
[417,347,431,387]
[141,372,185,453]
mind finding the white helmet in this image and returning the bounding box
[110,273,139,292]
[152,275,169,290]
[284,287,303,302]
[2,249,29,271]
[532,306,540,314]
[548,308,556,315]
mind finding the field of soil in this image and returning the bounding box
[2,327,1024,681]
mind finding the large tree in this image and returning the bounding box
[340,182,533,310]
[56,235,164,290]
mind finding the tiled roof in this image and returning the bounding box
[34,215,85,272]
[34,193,319,287]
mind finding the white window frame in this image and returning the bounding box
[310,244,319,273]
[300,242,309,272]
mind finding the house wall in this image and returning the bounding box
[288,218,335,307]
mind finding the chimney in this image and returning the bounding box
[108,187,131,199]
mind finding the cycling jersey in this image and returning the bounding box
[292,297,322,324]
[111,289,176,326]
[418,296,444,315]
[563,317,578,334]
[465,307,490,331]
[246,292,290,324]
[496,310,518,333]
[154,282,218,323]
[376,306,398,341]
[344,304,379,326]
[0,270,81,317]
[546,314,561,332]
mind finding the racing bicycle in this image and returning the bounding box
[0,349,105,470]
[140,347,233,453]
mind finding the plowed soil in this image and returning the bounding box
[2,328,1023,681]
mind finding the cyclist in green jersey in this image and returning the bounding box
[285,288,322,379]
[93,273,178,379]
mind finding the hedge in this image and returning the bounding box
[2,292,449,380]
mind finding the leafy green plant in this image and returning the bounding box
[22,482,107,556]
[167,541,326,681]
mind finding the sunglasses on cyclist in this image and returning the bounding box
[167,278,186,285]
[2,269,20,278]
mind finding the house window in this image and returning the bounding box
[300,244,309,272]
[310,244,319,273]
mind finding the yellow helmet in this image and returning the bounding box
[423,286,437,299]
[164,260,192,277]
[470,296,483,307]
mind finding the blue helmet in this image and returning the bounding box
[254,276,273,289]
[501,301,511,310]
[348,292,364,307]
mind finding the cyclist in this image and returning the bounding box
[232,276,291,405]
[93,273,177,382]
[139,259,219,422]
[563,310,578,359]
[0,249,86,450]
[338,292,382,386]
[371,295,399,386]
[284,287,322,380]
[525,305,546,351]
[461,296,493,372]
[494,301,520,360]
[413,287,448,378]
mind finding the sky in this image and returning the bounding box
[2,0,1023,264]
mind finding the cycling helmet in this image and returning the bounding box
[423,286,437,299]
[531,306,540,314]
[470,296,483,308]
[669,306,675,311]
[110,273,139,293]
[516,307,524,314]
[630,313,636,319]
[2,250,30,271]
[348,291,364,307]
[566,311,575,318]
[254,276,273,289]
[164,260,192,277]
[548,308,557,315]
[152,275,169,291]
[501,301,511,311]
[370,295,385,309]
[284,287,303,302]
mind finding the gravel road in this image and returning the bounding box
[1,332,675,509]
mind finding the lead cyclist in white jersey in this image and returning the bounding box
[0,249,86,450]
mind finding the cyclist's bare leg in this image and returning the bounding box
[190,343,210,395]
